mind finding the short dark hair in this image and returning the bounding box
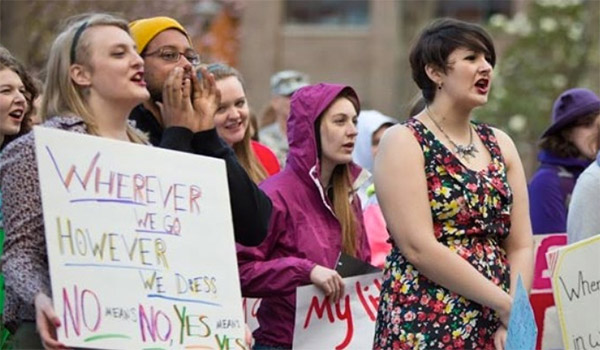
[409,18,496,103]
[539,111,599,158]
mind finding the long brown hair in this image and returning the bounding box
[317,90,360,257]
[205,63,268,183]
[0,46,39,147]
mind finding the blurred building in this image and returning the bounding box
[238,0,516,119]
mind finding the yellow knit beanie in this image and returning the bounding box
[129,16,190,54]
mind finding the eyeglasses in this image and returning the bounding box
[143,46,201,66]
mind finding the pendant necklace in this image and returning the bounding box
[425,105,478,160]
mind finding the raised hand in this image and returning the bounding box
[309,265,345,304]
[157,67,198,131]
[192,67,221,132]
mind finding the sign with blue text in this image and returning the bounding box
[34,127,245,349]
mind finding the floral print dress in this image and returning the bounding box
[373,118,512,350]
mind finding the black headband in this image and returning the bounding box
[70,21,89,63]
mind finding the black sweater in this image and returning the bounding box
[130,105,271,246]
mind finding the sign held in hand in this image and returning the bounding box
[35,127,246,349]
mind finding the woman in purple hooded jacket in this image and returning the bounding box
[237,83,371,349]
[528,88,600,234]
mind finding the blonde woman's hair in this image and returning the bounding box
[41,13,147,144]
[204,63,269,183]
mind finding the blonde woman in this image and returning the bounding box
[204,63,280,184]
[0,13,217,349]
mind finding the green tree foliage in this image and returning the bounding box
[475,0,599,174]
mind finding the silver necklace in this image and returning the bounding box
[425,106,478,160]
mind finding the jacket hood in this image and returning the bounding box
[286,83,362,182]
[352,110,397,173]
[538,150,591,170]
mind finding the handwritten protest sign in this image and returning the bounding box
[293,272,382,350]
[506,275,537,350]
[533,234,567,293]
[548,235,600,350]
[34,128,246,349]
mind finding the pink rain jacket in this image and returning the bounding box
[237,83,371,347]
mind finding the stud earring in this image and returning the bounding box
[438,82,443,90]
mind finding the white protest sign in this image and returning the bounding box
[34,127,246,349]
[548,235,600,350]
[242,298,261,333]
[293,272,382,350]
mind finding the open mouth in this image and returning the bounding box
[131,71,146,86]
[224,119,243,129]
[8,109,24,121]
[475,78,489,94]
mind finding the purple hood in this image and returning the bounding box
[286,83,364,192]
[237,83,371,347]
[538,150,591,170]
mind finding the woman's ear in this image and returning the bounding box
[70,64,92,88]
[425,64,443,87]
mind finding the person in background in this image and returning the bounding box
[545,94,600,350]
[373,18,533,349]
[567,128,600,243]
[26,76,44,127]
[528,88,600,235]
[128,16,270,246]
[205,63,280,183]
[238,83,370,350]
[258,70,309,167]
[0,46,39,349]
[0,13,186,348]
[0,47,38,150]
[353,110,397,205]
[352,110,397,268]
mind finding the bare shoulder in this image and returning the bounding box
[375,123,426,174]
[490,127,513,144]
[379,123,422,155]
[489,126,519,166]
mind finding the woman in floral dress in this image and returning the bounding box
[373,18,533,350]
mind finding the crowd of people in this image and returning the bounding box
[0,11,597,350]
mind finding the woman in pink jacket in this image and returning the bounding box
[237,83,371,349]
